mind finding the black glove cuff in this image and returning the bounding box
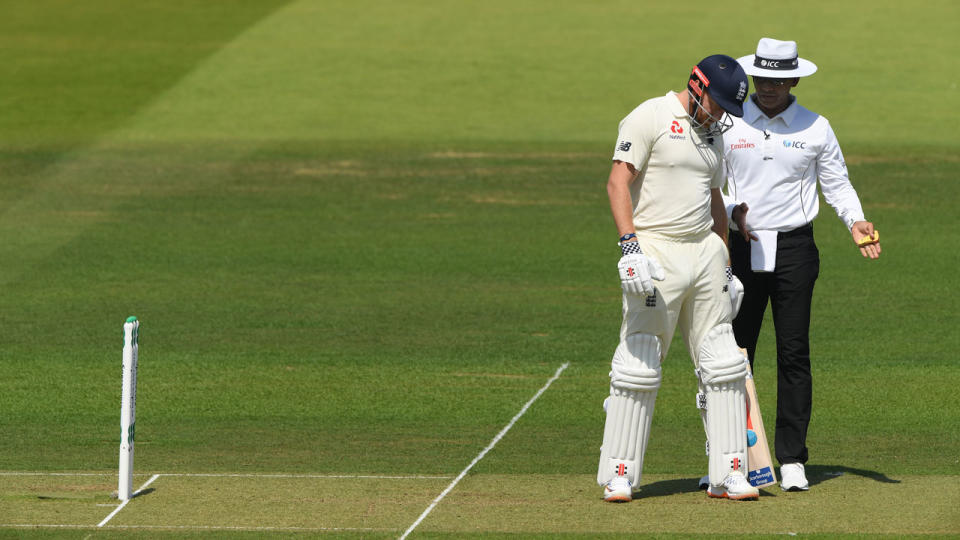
[619,241,642,257]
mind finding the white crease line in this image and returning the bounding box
[1,524,385,532]
[107,525,385,531]
[157,473,453,479]
[1,524,90,529]
[96,474,160,528]
[0,472,113,476]
[0,471,452,479]
[400,362,570,540]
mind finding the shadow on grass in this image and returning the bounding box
[634,477,779,499]
[805,465,901,486]
[132,487,156,499]
[631,464,899,499]
[634,477,701,499]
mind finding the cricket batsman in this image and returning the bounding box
[597,54,758,502]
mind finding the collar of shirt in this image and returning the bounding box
[665,91,689,118]
[664,91,719,147]
[743,94,799,127]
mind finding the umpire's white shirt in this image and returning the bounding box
[722,97,864,231]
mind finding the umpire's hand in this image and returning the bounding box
[851,221,882,259]
[731,203,759,242]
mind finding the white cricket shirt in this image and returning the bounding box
[612,92,725,240]
[722,97,864,231]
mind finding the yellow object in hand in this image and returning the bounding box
[857,230,879,246]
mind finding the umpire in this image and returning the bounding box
[722,38,882,491]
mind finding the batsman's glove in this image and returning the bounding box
[617,241,665,297]
[726,266,744,317]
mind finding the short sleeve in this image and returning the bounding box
[612,103,657,170]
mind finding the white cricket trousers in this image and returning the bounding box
[619,230,732,364]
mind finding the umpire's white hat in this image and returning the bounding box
[738,38,817,78]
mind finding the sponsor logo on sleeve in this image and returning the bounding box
[618,141,632,152]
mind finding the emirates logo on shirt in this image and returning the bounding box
[730,138,755,150]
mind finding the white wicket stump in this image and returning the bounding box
[118,316,139,501]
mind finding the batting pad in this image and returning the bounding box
[705,380,748,486]
[697,324,748,385]
[597,334,661,487]
[697,323,749,485]
[696,324,748,458]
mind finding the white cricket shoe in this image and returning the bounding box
[707,471,759,500]
[780,463,810,491]
[603,477,632,502]
[698,474,709,490]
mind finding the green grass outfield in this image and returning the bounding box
[0,0,957,537]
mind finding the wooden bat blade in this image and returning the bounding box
[745,361,777,488]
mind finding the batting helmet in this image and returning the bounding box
[689,54,749,117]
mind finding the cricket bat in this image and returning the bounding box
[743,353,776,488]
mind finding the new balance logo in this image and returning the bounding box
[645,291,657,307]
[618,141,632,152]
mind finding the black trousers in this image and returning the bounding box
[730,225,819,465]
